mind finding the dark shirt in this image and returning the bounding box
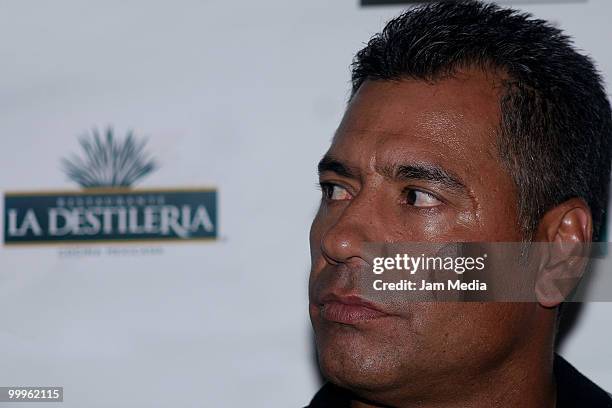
[306,355,612,407]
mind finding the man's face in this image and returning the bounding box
[309,72,543,399]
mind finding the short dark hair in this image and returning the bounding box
[351,0,611,241]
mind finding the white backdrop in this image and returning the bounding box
[0,0,610,406]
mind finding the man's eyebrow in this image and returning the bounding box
[317,155,359,179]
[389,163,467,192]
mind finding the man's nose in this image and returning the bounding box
[320,196,378,266]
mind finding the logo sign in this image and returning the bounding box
[361,0,422,4]
[361,0,581,5]
[3,128,217,245]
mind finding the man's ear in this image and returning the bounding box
[534,198,592,308]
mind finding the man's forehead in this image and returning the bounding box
[330,76,502,172]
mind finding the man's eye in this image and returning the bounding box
[405,189,441,208]
[321,183,352,201]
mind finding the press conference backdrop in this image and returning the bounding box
[0,0,610,406]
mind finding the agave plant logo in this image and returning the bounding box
[61,127,157,188]
[4,127,217,244]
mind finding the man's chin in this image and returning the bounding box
[315,333,406,394]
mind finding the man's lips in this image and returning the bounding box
[315,294,390,324]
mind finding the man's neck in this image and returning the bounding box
[350,349,556,408]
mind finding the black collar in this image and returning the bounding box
[306,355,612,408]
